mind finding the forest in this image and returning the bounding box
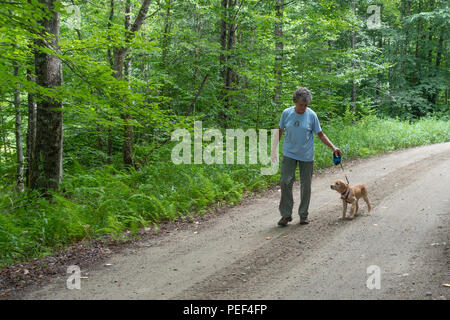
[0,0,448,266]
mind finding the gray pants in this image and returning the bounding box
[279,156,314,219]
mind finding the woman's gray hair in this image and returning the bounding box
[293,87,312,104]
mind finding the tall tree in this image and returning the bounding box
[351,0,357,112]
[161,0,173,66]
[112,0,152,167]
[26,65,37,188]
[219,0,239,126]
[274,0,284,113]
[29,0,64,193]
[13,61,24,193]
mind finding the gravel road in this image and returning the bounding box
[21,143,450,300]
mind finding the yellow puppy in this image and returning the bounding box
[330,180,371,220]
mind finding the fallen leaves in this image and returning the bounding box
[1,240,111,294]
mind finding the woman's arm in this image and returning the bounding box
[271,128,283,163]
[317,131,342,156]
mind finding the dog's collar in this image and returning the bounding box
[341,188,352,203]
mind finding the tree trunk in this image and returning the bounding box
[376,36,383,100]
[218,0,228,124]
[160,0,173,108]
[30,0,63,193]
[219,0,228,82]
[224,0,237,106]
[401,0,410,76]
[112,0,152,167]
[351,1,357,112]
[107,127,113,163]
[107,0,115,69]
[0,105,9,162]
[121,0,135,167]
[218,0,236,126]
[26,66,37,187]
[161,0,172,66]
[430,30,443,105]
[13,63,25,193]
[106,0,115,163]
[188,73,210,114]
[274,0,284,114]
[425,24,434,104]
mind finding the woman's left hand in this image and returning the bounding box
[333,147,342,157]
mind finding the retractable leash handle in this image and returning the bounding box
[333,152,350,185]
[333,153,341,165]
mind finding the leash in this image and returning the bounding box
[339,162,350,185]
[333,153,350,185]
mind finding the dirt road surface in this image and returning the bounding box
[21,143,450,300]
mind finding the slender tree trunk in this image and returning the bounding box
[412,0,421,86]
[351,0,357,112]
[13,63,25,193]
[224,0,237,104]
[256,40,262,130]
[161,0,172,66]
[160,0,173,108]
[26,66,37,187]
[24,1,36,177]
[120,0,135,167]
[399,0,411,91]
[430,29,443,105]
[376,36,383,100]
[218,0,236,126]
[107,127,113,163]
[107,0,115,68]
[188,73,209,114]
[112,0,152,167]
[387,38,391,87]
[106,0,115,163]
[70,0,82,40]
[424,25,434,105]
[0,104,8,162]
[401,0,410,76]
[192,11,201,85]
[30,0,63,193]
[219,0,228,82]
[274,0,284,114]
[219,0,228,124]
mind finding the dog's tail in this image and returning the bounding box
[361,185,371,213]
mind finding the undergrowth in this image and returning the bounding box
[0,116,449,266]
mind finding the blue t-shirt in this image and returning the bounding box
[279,106,322,162]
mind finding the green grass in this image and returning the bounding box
[0,116,449,267]
[314,116,450,169]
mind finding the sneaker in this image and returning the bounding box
[278,216,292,227]
[299,218,310,225]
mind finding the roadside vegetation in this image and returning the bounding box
[1,116,449,267]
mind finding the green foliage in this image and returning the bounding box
[0,0,449,268]
[2,116,450,266]
[313,116,450,169]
